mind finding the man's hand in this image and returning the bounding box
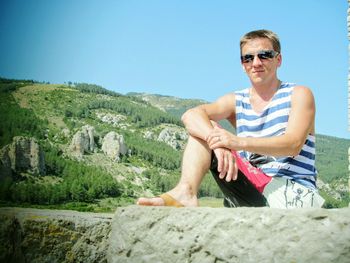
[206,126,240,151]
[206,127,239,181]
[213,148,238,181]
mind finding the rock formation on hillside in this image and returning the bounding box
[0,136,45,178]
[1,206,349,263]
[96,112,130,129]
[102,131,127,161]
[157,127,188,150]
[143,130,155,140]
[69,125,96,157]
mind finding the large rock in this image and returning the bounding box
[0,207,112,263]
[69,125,96,157]
[0,136,45,178]
[102,132,127,161]
[1,206,349,262]
[108,206,350,263]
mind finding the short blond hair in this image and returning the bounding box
[240,29,281,55]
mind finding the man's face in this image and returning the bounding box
[241,37,281,85]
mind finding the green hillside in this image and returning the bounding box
[0,78,349,210]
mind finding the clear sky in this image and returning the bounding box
[0,0,349,139]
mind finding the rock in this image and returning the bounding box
[108,206,350,263]
[102,132,127,161]
[317,179,342,200]
[0,207,113,263]
[0,136,45,178]
[69,125,96,157]
[143,131,155,140]
[61,128,70,138]
[1,206,350,262]
[157,127,188,150]
[96,112,129,129]
[101,113,126,125]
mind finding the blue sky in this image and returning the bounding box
[0,0,349,139]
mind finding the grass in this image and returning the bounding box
[0,197,136,213]
[199,197,224,208]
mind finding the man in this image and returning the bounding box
[137,29,324,208]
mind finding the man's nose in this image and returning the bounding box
[252,55,263,66]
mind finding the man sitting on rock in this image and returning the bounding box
[137,29,324,209]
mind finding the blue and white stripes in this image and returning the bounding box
[235,82,317,189]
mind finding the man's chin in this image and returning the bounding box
[250,77,264,85]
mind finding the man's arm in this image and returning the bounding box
[182,93,238,181]
[207,86,315,157]
[181,93,236,139]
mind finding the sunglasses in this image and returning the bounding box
[241,50,279,63]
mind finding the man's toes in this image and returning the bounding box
[137,197,165,206]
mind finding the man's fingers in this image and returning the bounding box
[221,154,229,179]
[214,148,235,181]
[217,151,223,174]
[207,135,219,148]
[226,156,234,182]
[232,161,238,180]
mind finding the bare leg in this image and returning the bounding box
[137,135,212,207]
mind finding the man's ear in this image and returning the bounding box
[242,64,246,73]
[277,54,282,67]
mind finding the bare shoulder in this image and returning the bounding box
[206,92,236,108]
[292,85,315,101]
[215,92,235,102]
[200,92,236,121]
[292,85,314,97]
[291,85,315,108]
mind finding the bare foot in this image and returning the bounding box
[136,184,198,207]
[136,196,166,206]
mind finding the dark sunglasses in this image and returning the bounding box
[241,50,279,63]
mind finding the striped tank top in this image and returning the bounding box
[235,82,317,190]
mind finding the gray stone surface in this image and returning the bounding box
[108,206,350,263]
[0,207,113,263]
[1,206,350,263]
[0,136,46,177]
[69,125,96,157]
[102,131,127,161]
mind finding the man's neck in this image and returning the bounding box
[251,78,281,101]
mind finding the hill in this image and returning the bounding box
[0,77,348,210]
[126,92,207,116]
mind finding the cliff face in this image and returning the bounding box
[1,206,350,263]
[0,136,46,178]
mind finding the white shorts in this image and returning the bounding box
[263,177,325,209]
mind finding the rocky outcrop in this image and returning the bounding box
[108,206,350,263]
[102,132,127,161]
[1,206,349,263]
[0,207,112,263]
[143,131,155,140]
[69,125,96,157]
[96,112,129,129]
[317,179,343,200]
[0,136,45,178]
[157,127,188,150]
